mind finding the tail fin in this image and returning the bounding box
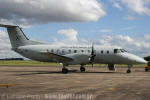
[0,24,45,48]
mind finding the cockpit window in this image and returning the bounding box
[114,49,127,53]
[120,49,127,52]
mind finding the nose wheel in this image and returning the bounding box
[126,65,132,73]
[80,65,86,72]
[126,69,131,73]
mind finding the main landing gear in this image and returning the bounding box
[126,65,132,73]
[62,64,68,74]
[80,65,86,72]
[62,68,68,74]
[62,64,86,74]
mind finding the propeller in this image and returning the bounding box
[89,43,96,67]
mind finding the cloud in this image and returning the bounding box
[0,30,23,59]
[57,29,78,42]
[111,0,150,16]
[122,0,150,15]
[98,34,150,57]
[100,29,112,33]
[0,0,106,25]
[112,2,122,10]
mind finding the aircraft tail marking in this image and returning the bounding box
[0,24,46,48]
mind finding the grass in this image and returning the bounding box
[0,60,146,67]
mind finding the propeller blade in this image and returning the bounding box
[90,43,96,67]
[91,43,94,55]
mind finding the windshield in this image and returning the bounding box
[114,49,127,53]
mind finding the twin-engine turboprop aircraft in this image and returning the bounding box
[0,24,147,74]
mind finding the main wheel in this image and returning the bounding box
[80,67,85,72]
[62,68,68,74]
[126,69,131,73]
[145,68,149,72]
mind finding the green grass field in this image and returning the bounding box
[0,60,146,67]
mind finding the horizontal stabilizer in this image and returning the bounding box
[0,24,18,28]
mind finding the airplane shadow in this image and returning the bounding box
[1,70,125,76]
[12,70,124,76]
[12,70,78,76]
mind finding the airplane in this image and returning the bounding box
[0,24,147,74]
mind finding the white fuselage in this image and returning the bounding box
[14,45,147,65]
[0,24,147,73]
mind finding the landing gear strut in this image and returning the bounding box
[126,65,132,73]
[80,65,86,72]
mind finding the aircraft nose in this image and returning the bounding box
[135,58,147,64]
[121,53,147,64]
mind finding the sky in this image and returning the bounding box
[0,0,150,58]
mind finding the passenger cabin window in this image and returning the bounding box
[88,50,91,53]
[51,49,54,53]
[101,50,103,54]
[25,49,28,52]
[47,49,49,52]
[74,50,77,53]
[62,50,65,54]
[107,51,109,54]
[57,49,60,53]
[81,50,84,53]
[68,50,71,53]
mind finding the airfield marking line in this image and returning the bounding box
[39,82,51,85]
[0,84,12,88]
[16,77,29,80]
[106,88,115,91]
[74,80,84,83]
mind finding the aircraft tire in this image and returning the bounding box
[145,68,149,72]
[80,67,85,72]
[126,69,131,73]
[62,68,68,74]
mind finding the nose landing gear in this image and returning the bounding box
[62,64,68,74]
[80,65,86,72]
[126,65,132,73]
[126,69,131,73]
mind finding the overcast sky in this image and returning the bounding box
[0,0,150,58]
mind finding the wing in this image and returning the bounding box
[41,52,73,62]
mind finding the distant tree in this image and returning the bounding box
[144,56,150,61]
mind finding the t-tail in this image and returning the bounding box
[0,24,45,49]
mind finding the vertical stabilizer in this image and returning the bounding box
[0,24,45,48]
[7,26,29,48]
